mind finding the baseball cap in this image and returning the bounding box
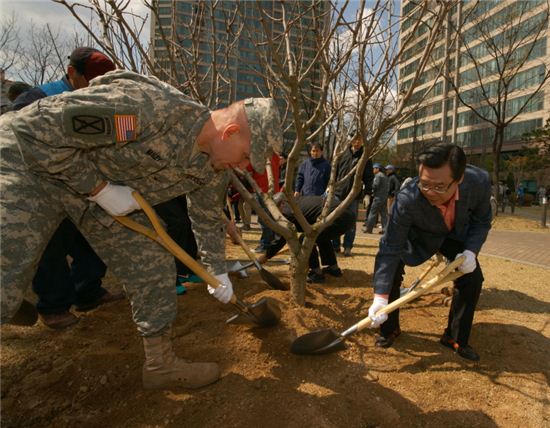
[243,98,283,173]
[385,164,395,170]
[373,163,382,169]
[68,47,116,82]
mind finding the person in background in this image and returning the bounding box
[385,164,401,213]
[363,163,389,234]
[366,144,492,362]
[294,142,331,197]
[249,153,280,253]
[7,82,32,103]
[332,134,373,257]
[259,194,354,283]
[11,47,123,329]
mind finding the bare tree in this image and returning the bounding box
[15,23,70,86]
[52,0,454,306]
[0,12,21,75]
[447,0,550,202]
[229,0,455,304]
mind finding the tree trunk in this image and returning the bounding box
[492,126,505,210]
[288,235,317,306]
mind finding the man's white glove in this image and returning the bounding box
[455,250,477,274]
[88,182,140,216]
[207,273,234,304]
[368,295,389,328]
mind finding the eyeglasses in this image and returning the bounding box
[418,181,455,194]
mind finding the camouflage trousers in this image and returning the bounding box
[0,136,176,337]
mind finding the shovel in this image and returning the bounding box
[115,192,281,328]
[225,198,288,291]
[231,232,288,291]
[290,256,465,355]
[400,253,444,297]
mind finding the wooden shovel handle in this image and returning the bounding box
[353,256,465,332]
[224,197,262,267]
[114,192,237,304]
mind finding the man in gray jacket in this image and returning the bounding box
[367,144,492,362]
[363,163,389,234]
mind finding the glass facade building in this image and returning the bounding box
[150,1,324,151]
[397,1,550,158]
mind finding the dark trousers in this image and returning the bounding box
[332,199,359,250]
[381,238,484,347]
[310,212,354,269]
[155,196,198,278]
[32,218,107,315]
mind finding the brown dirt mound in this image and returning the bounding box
[2,223,549,427]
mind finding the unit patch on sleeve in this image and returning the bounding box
[114,114,137,142]
[71,115,109,135]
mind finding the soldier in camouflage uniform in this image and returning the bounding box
[0,70,282,390]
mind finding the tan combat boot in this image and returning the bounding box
[142,329,220,390]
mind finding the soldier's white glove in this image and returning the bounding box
[88,182,140,216]
[207,273,234,304]
[368,295,389,328]
[455,250,476,274]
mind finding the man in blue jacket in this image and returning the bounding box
[367,144,492,361]
[294,143,331,197]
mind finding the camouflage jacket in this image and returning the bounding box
[9,71,229,274]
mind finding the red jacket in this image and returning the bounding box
[247,154,280,193]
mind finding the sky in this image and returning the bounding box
[1,0,107,35]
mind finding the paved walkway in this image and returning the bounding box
[480,230,550,269]
[356,225,550,270]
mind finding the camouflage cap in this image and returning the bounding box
[243,98,283,173]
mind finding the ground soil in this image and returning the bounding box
[1,215,549,427]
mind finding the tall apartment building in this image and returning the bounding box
[150,1,324,152]
[397,0,550,162]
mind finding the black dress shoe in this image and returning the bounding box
[306,271,325,283]
[375,329,401,348]
[439,335,480,361]
[321,266,343,277]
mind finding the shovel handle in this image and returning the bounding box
[351,256,465,334]
[114,192,237,305]
[223,214,262,270]
[406,253,443,291]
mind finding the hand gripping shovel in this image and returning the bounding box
[225,198,288,291]
[290,256,465,355]
[115,192,280,328]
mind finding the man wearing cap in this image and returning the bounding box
[11,47,124,329]
[385,164,401,213]
[12,47,116,110]
[0,70,282,389]
[363,163,389,234]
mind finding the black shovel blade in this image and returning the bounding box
[246,297,281,327]
[10,299,39,326]
[290,328,347,355]
[260,268,288,291]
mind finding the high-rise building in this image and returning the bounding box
[397,0,549,161]
[150,1,324,151]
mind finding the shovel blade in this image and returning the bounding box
[247,296,281,327]
[260,268,288,291]
[291,329,347,355]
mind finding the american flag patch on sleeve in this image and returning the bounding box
[114,114,137,142]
